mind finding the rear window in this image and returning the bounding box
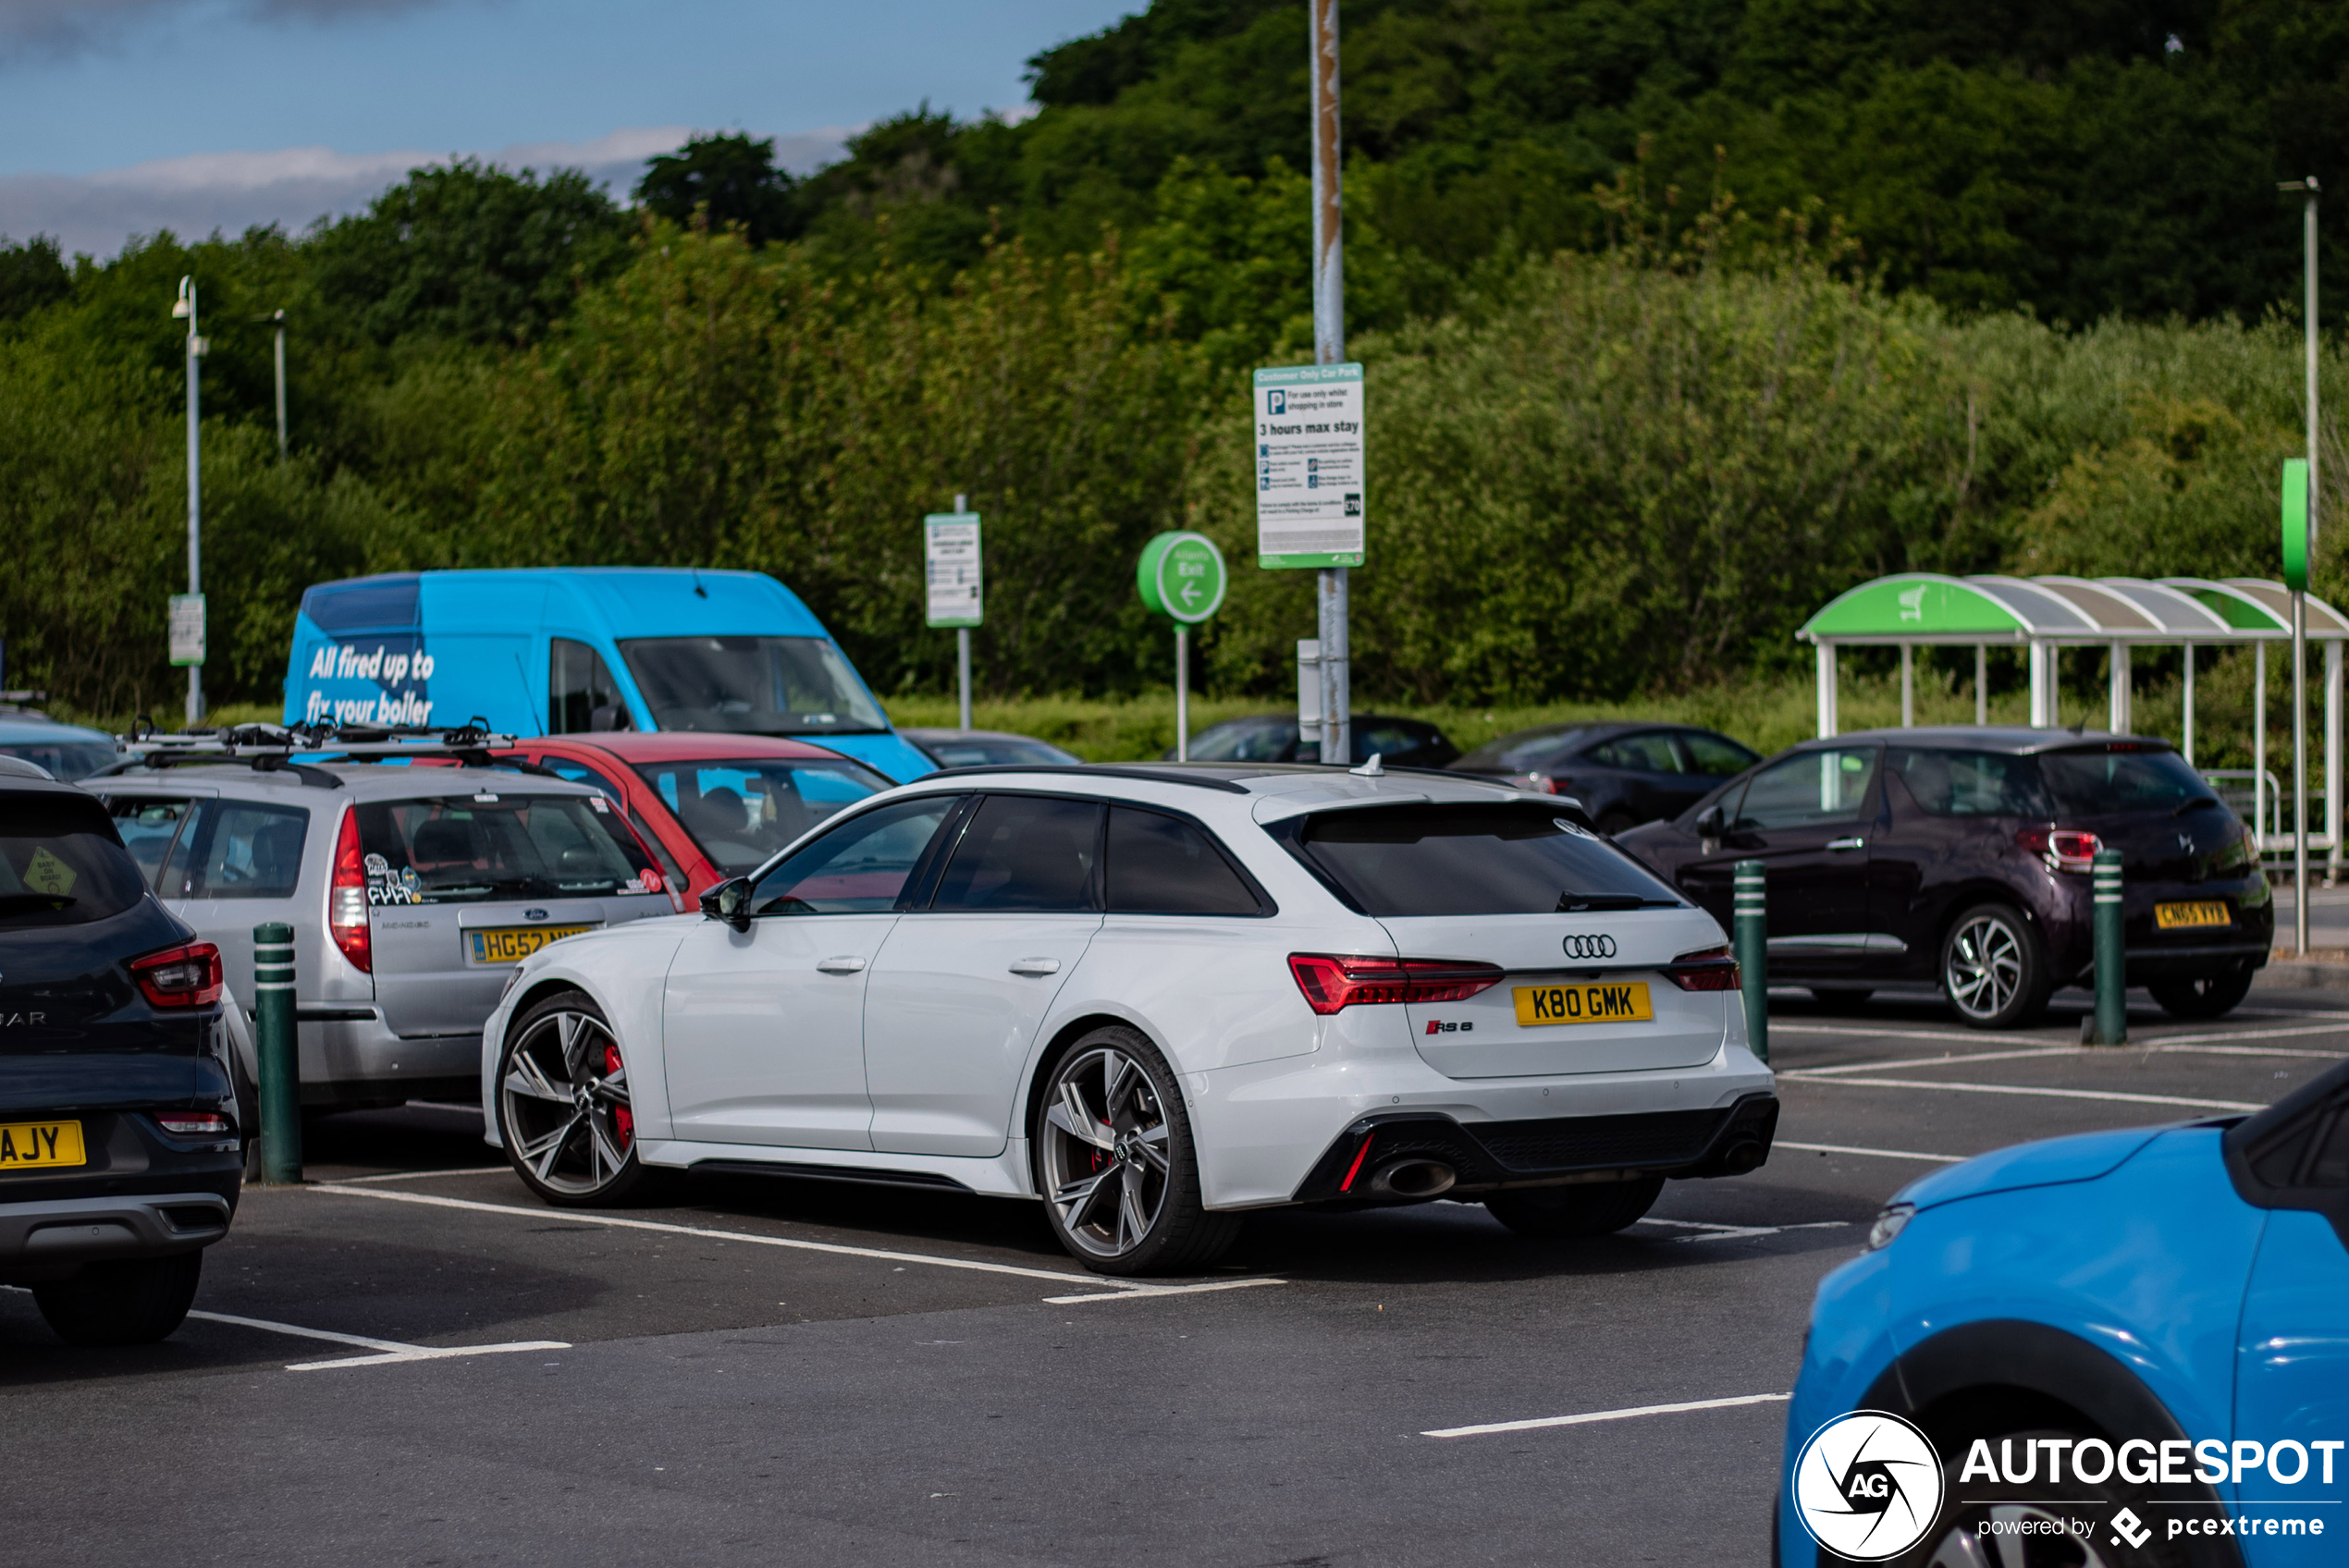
[356,792,659,905]
[1456,727,1589,772]
[2039,747,2212,816]
[0,738,118,780]
[634,758,889,876]
[1284,803,1682,917]
[0,793,149,928]
[1890,749,2052,818]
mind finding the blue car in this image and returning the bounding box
[1781,1060,2349,1566]
[0,712,120,779]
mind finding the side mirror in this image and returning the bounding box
[1695,804,1725,852]
[700,876,754,932]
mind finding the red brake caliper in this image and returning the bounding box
[604,1042,633,1147]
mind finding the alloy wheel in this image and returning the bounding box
[1945,913,2024,1022]
[1039,1045,1172,1260]
[500,1005,634,1196]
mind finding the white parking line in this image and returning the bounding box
[0,1291,574,1373]
[1633,1217,1851,1243]
[1423,1391,1791,1439]
[1042,1278,1289,1305]
[1777,1020,2349,1050]
[1776,1075,2262,1111]
[1777,1140,1966,1164]
[331,1166,510,1183]
[308,1182,1285,1302]
[1796,1042,2344,1079]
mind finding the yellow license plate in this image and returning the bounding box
[2155,900,2232,930]
[1513,981,1654,1027]
[468,924,595,964]
[0,1120,84,1170]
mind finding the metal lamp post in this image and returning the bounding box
[2281,178,2320,955]
[172,277,207,727]
[1309,0,1350,766]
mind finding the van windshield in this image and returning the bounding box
[619,636,889,737]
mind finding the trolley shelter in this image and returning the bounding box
[1797,574,2349,864]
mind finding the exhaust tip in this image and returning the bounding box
[1368,1158,1457,1200]
[1718,1139,1765,1176]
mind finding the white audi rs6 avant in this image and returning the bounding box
[479,763,1778,1274]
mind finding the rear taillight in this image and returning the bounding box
[129,941,223,1008]
[1663,945,1740,992]
[2016,827,2101,874]
[1288,953,1505,1015]
[154,1110,232,1136]
[330,807,372,974]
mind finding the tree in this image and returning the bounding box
[0,235,69,325]
[634,132,802,246]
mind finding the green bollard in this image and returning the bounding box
[2090,849,2127,1047]
[252,921,301,1184]
[1734,859,1768,1064]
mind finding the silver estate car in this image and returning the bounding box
[85,760,675,1113]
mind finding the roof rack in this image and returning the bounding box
[92,717,544,790]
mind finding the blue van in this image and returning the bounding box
[282,569,936,781]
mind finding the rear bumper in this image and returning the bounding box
[2120,940,2269,985]
[294,1006,480,1107]
[0,1191,233,1279]
[1289,1092,1780,1203]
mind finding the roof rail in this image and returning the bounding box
[911,763,1251,794]
[92,717,542,790]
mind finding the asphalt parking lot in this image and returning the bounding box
[6,986,2343,1568]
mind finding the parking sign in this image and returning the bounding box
[1254,363,1363,570]
[924,512,982,629]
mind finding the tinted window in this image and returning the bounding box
[921,736,1083,768]
[0,793,148,928]
[751,796,957,915]
[636,758,888,876]
[548,640,633,735]
[619,636,888,736]
[185,802,309,900]
[1105,807,1261,915]
[930,795,1103,913]
[1457,727,1591,772]
[106,797,199,889]
[1188,719,1296,764]
[1891,750,2052,817]
[1289,803,1681,916]
[1734,748,1880,831]
[2039,747,2213,815]
[1593,731,1682,773]
[1681,732,1758,777]
[0,738,119,780]
[1356,720,1454,767]
[357,793,658,905]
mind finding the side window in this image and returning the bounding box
[549,639,633,735]
[1680,732,1759,778]
[751,797,958,916]
[105,797,200,891]
[186,802,309,900]
[1105,807,1263,915]
[1890,750,2052,818]
[1734,748,1880,832]
[1595,731,1682,773]
[929,795,1104,913]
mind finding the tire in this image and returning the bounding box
[32,1251,203,1346]
[1939,904,2052,1029]
[1808,987,1876,1009]
[1483,1176,1665,1238]
[2147,961,2255,1021]
[495,989,656,1207]
[1890,1427,2183,1568]
[1034,1025,1237,1276]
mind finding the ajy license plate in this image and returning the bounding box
[1513,981,1654,1027]
[0,1120,84,1169]
[469,924,595,964]
[2155,901,2231,930]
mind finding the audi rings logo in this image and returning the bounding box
[1560,934,1617,960]
[1792,1411,1946,1561]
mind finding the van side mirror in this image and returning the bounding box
[700,876,754,932]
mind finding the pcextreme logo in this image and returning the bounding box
[1792,1411,1945,1561]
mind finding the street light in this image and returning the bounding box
[171,277,209,727]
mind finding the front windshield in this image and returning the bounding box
[619,636,888,736]
[633,758,890,876]
[0,738,119,780]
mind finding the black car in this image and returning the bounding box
[902,728,1084,770]
[0,768,241,1343]
[1617,727,2271,1027]
[1172,713,1459,769]
[1449,722,1760,834]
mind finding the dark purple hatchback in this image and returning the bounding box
[1616,727,2274,1028]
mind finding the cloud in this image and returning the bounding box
[0,0,452,63]
[0,125,857,256]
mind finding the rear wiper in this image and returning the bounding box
[1556,893,1677,913]
[2173,795,2221,816]
[0,893,73,914]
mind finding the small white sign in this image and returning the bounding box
[1254,362,1364,570]
[924,513,983,629]
[167,594,206,668]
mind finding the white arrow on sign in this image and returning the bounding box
[1179,582,1201,608]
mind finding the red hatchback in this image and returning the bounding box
[495,733,893,900]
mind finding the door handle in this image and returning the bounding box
[1008,957,1061,975]
[815,956,867,974]
[1826,837,1865,851]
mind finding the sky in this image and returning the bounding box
[0,0,1137,256]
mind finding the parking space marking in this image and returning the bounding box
[1776,1074,2262,1111]
[308,1182,1284,1302]
[1422,1391,1791,1439]
[1777,1020,2349,1050]
[0,1291,574,1373]
[332,1166,510,1183]
[1041,1278,1290,1305]
[1777,1140,1965,1164]
[1634,1217,1851,1243]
